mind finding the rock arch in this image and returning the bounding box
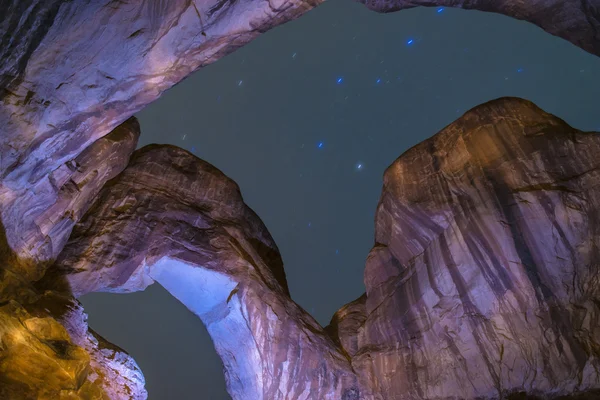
[1,0,600,398]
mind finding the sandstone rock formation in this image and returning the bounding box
[49,144,362,400]
[0,291,146,399]
[0,0,598,282]
[33,97,600,399]
[331,97,600,399]
[358,0,600,58]
[0,117,139,285]
[0,119,146,399]
[1,1,600,399]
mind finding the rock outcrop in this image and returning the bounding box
[0,291,146,400]
[0,0,598,282]
[0,119,146,399]
[358,0,600,58]
[0,0,320,274]
[330,97,600,399]
[38,97,600,399]
[50,144,361,400]
[0,117,139,284]
[1,2,600,398]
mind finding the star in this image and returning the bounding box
[336,77,343,84]
[407,39,414,45]
[237,80,243,86]
[317,141,324,148]
[437,7,444,13]
[292,52,297,58]
[376,78,381,84]
[356,162,364,171]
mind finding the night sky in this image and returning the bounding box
[80,1,600,398]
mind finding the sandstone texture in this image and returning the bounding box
[52,144,361,400]
[0,0,320,272]
[0,0,598,274]
[334,97,600,399]
[1,0,600,399]
[0,119,145,399]
[0,290,146,399]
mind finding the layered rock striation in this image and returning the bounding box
[1,2,600,398]
[333,97,600,399]
[50,144,361,400]
[35,97,600,399]
[0,119,145,399]
[0,0,598,283]
[358,0,600,58]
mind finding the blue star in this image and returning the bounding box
[317,141,324,148]
[376,78,381,84]
[407,39,414,46]
[356,163,364,171]
[517,68,524,73]
[437,7,444,13]
[336,77,343,84]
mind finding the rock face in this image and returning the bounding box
[52,145,361,400]
[43,98,600,399]
[0,0,320,272]
[1,3,600,398]
[0,119,145,399]
[330,97,600,399]
[0,117,139,282]
[0,291,146,399]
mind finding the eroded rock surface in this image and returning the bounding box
[50,98,600,399]
[0,291,146,399]
[53,145,361,400]
[0,0,320,272]
[0,117,139,279]
[0,119,144,399]
[1,1,599,399]
[330,97,600,399]
[1,95,599,398]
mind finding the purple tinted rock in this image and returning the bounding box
[349,97,600,399]
[0,0,597,273]
[54,145,361,399]
[0,291,146,399]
